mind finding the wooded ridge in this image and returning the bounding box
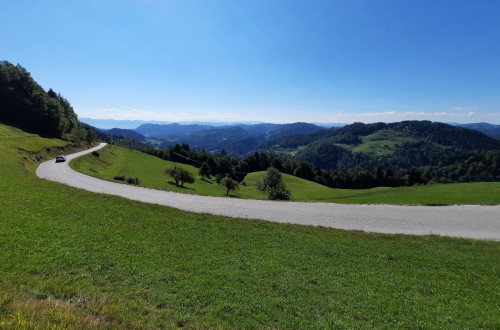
[0,61,97,143]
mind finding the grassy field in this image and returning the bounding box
[72,144,500,205]
[332,130,418,155]
[354,129,417,155]
[1,123,500,328]
[70,144,266,199]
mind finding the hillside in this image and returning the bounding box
[265,121,500,170]
[134,122,324,156]
[104,128,147,141]
[0,61,97,143]
[135,123,215,137]
[71,143,500,204]
[455,123,500,139]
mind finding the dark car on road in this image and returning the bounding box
[55,155,67,163]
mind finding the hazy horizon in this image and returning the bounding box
[80,117,499,131]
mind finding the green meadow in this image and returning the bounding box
[1,123,499,328]
[73,144,500,205]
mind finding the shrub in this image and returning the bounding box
[219,174,239,195]
[257,167,291,200]
[114,175,125,181]
[92,151,100,157]
[268,188,292,201]
[126,177,140,185]
[165,167,194,187]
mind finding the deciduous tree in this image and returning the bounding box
[257,167,291,200]
[219,174,239,196]
[165,167,195,187]
[199,162,211,180]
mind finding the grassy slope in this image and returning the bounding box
[1,124,499,328]
[70,145,266,199]
[73,144,500,205]
[352,129,417,155]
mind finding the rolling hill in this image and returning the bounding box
[70,143,500,204]
[264,121,500,170]
[104,128,147,141]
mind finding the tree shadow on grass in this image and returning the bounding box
[167,181,195,191]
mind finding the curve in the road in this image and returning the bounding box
[36,143,500,241]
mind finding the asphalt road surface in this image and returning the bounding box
[37,143,500,241]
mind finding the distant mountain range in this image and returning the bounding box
[91,118,500,160]
[83,117,500,140]
[97,122,327,156]
[453,123,500,139]
[80,117,346,130]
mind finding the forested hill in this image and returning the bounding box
[265,121,500,170]
[455,123,500,139]
[0,61,97,142]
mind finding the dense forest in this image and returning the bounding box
[266,121,500,170]
[0,61,97,142]
[138,141,500,190]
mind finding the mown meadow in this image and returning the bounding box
[1,123,499,328]
[72,144,500,205]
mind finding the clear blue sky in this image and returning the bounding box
[2,0,500,124]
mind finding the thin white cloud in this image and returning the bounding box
[207,111,238,119]
[331,111,397,118]
[98,108,120,113]
[403,112,426,116]
[325,109,482,124]
[433,111,476,117]
[362,111,397,117]
[77,108,244,122]
[76,107,497,124]
[453,106,478,111]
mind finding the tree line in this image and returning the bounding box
[0,61,97,143]
[142,143,500,190]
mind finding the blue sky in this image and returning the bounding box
[2,0,500,124]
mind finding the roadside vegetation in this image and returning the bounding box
[72,144,500,205]
[1,123,500,328]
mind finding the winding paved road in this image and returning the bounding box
[37,143,500,241]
